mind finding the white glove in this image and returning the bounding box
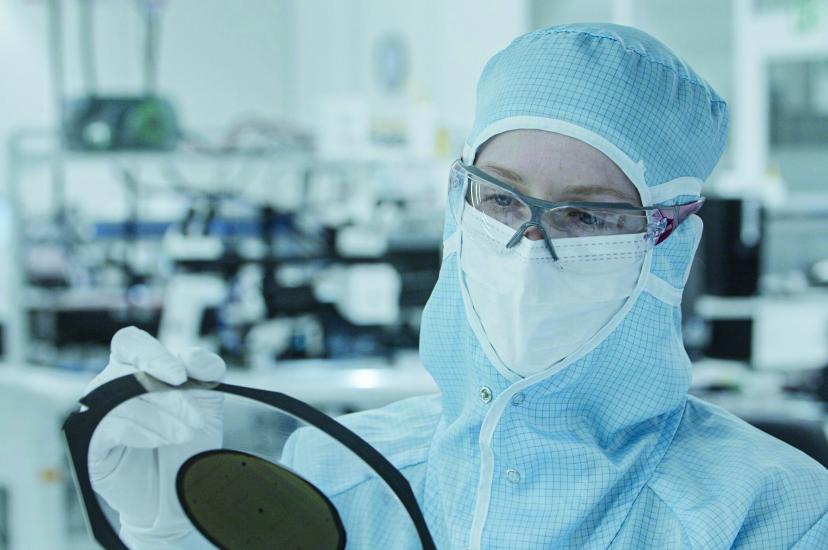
[84,326,225,549]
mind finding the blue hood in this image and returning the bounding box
[417,23,729,547]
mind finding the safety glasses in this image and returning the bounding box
[62,373,436,550]
[448,160,704,261]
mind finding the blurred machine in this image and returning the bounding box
[688,193,828,469]
[64,95,179,152]
[1,7,446,548]
[698,198,763,298]
[9,147,444,372]
[693,197,763,361]
[60,0,179,152]
[689,196,828,372]
[4,0,444,373]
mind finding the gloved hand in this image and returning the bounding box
[84,326,225,549]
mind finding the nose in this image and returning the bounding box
[523,226,545,241]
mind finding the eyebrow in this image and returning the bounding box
[479,162,640,205]
[480,163,524,184]
[559,184,640,204]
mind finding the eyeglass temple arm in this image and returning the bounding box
[655,198,705,245]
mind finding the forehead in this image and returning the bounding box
[473,129,640,204]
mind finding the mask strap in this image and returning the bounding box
[644,275,684,307]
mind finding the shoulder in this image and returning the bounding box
[281,393,442,495]
[647,396,828,548]
[330,392,443,460]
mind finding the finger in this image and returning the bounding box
[83,359,136,396]
[98,414,195,450]
[93,402,198,452]
[139,391,206,431]
[111,327,187,385]
[177,347,227,382]
[111,396,202,440]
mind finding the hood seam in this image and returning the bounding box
[526,28,724,101]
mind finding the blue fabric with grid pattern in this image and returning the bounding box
[467,23,728,191]
[282,24,828,549]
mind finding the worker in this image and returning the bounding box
[84,23,828,548]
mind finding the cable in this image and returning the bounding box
[46,0,70,256]
[79,0,98,94]
[141,1,162,94]
[47,0,66,127]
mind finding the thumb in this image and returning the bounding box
[176,347,226,382]
[111,327,187,385]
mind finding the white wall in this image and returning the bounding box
[530,0,734,174]
[0,2,54,162]
[532,0,614,25]
[285,0,530,145]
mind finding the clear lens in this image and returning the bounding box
[542,206,649,238]
[447,161,469,224]
[467,176,532,231]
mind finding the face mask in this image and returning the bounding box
[458,206,647,378]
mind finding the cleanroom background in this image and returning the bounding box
[1,1,828,548]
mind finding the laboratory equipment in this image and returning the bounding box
[697,197,763,297]
[62,372,436,549]
[64,96,179,151]
[752,295,828,371]
[809,257,828,286]
[691,197,762,360]
[56,0,180,152]
[690,194,828,368]
[7,127,443,372]
[178,450,345,548]
[158,274,227,352]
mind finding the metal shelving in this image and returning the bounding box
[4,128,448,367]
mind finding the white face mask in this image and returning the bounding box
[459,205,648,378]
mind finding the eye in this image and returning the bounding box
[477,190,519,210]
[490,193,515,207]
[577,211,605,227]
